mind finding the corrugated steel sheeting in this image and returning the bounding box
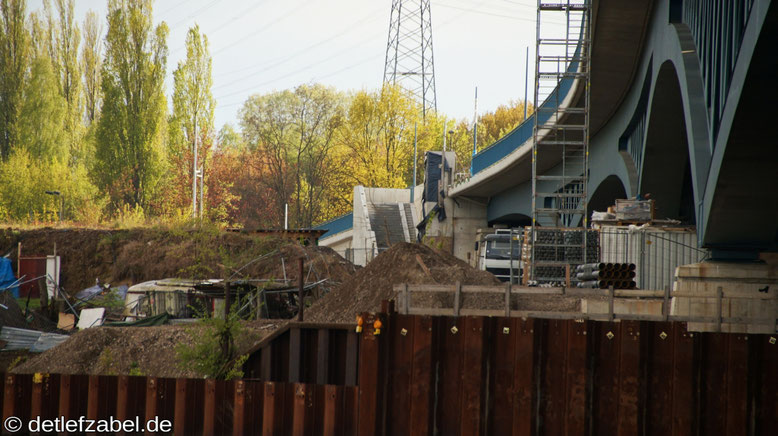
[599,225,708,290]
[0,327,68,352]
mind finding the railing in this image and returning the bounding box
[681,0,755,143]
[394,283,778,329]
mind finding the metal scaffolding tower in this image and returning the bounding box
[383,0,437,118]
[530,0,593,284]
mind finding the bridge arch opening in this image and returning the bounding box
[588,175,627,217]
[640,61,696,225]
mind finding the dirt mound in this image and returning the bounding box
[0,292,28,328]
[305,243,501,323]
[236,244,357,290]
[13,320,283,377]
[0,227,356,295]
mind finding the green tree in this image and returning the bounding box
[94,0,169,211]
[168,24,215,213]
[335,84,422,189]
[217,123,245,151]
[239,84,345,227]
[0,0,28,161]
[81,10,101,124]
[42,0,83,162]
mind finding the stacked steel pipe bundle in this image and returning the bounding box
[575,262,637,289]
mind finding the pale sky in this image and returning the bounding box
[29,0,543,131]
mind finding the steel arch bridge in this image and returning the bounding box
[450,0,778,258]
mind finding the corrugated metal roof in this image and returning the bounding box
[0,327,68,352]
[30,332,70,352]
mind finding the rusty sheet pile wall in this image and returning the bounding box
[2,313,777,435]
[383,315,777,435]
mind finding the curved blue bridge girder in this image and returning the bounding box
[452,0,778,254]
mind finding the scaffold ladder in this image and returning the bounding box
[530,0,592,284]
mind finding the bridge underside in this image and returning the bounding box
[458,0,778,255]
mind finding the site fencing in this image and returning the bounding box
[2,309,777,435]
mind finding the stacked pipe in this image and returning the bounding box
[575,263,636,289]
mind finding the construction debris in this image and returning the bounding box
[0,327,68,352]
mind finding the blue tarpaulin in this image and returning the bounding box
[0,257,19,298]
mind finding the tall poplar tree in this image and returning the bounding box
[94,0,168,211]
[81,10,101,124]
[0,0,27,161]
[168,24,214,212]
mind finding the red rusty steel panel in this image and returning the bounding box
[144,378,159,436]
[356,313,384,436]
[30,373,59,425]
[460,316,486,436]
[121,376,148,432]
[322,385,344,436]
[3,373,32,424]
[233,380,246,436]
[187,379,205,435]
[85,375,118,422]
[564,320,588,436]
[343,385,359,436]
[409,315,435,436]
[488,317,518,435]
[756,336,778,436]
[217,380,236,435]
[616,320,642,436]
[233,380,262,436]
[699,333,728,436]
[591,321,621,436]
[145,377,176,436]
[512,318,535,436]
[312,384,326,434]
[644,322,674,435]
[174,378,189,436]
[291,383,315,436]
[540,319,567,436]
[386,314,414,435]
[203,379,217,436]
[724,334,749,436]
[173,378,205,435]
[59,374,89,424]
[436,316,463,436]
[262,382,285,436]
[671,323,697,436]
[283,382,297,432]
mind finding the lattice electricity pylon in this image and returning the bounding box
[530,0,592,284]
[383,0,437,118]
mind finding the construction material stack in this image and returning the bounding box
[529,228,599,285]
[575,262,636,289]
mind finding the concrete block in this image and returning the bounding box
[582,298,664,317]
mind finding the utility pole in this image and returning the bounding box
[192,118,198,219]
[473,86,478,158]
[411,122,417,203]
[383,0,437,118]
[524,46,529,120]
